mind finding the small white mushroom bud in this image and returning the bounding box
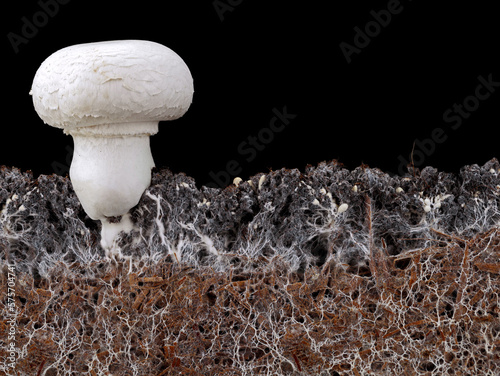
[30,40,194,251]
[258,175,266,191]
[337,203,349,213]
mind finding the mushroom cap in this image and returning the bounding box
[30,40,194,134]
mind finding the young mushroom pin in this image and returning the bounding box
[30,40,194,252]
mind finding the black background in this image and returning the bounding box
[2,0,499,188]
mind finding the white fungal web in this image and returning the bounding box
[1,162,499,375]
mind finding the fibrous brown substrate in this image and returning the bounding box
[2,227,499,375]
[1,159,499,375]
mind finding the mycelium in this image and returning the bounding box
[30,40,194,252]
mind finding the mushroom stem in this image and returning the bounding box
[69,122,157,226]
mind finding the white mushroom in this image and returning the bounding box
[30,40,194,251]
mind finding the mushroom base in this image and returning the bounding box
[69,133,155,222]
[100,213,135,255]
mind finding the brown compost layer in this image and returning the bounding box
[1,159,499,375]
